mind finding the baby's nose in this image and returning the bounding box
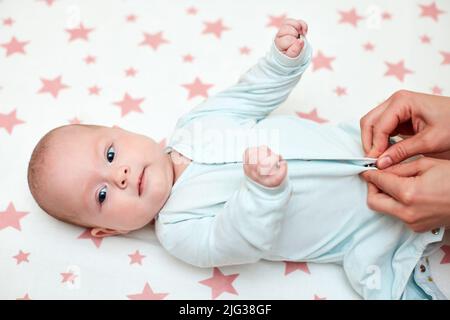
[115,165,130,188]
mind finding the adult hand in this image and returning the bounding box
[361,157,450,232]
[360,90,450,169]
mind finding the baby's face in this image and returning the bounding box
[43,125,173,233]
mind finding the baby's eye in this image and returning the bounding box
[98,186,107,204]
[106,145,115,163]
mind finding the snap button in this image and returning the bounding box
[431,228,440,235]
[419,264,426,273]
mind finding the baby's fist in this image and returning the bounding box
[243,145,288,188]
[275,19,308,58]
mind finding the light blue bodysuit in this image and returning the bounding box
[154,39,446,299]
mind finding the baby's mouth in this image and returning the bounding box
[138,167,146,196]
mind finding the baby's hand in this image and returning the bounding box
[275,19,308,58]
[243,145,288,188]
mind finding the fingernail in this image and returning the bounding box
[378,156,392,169]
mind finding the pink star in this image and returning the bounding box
[139,31,169,50]
[0,203,28,231]
[126,14,137,23]
[440,51,450,65]
[113,93,144,117]
[88,85,101,95]
[312,51,335,71]
[199,267,239,299]
[84,55,96,64]
[382,11,392,20]
[0,109,25,134]
[38,75,69,98]
[363,42,375,51]
[384,60,413,82]
[3,17,14,26]
[284,261,310,275]
[441,245,450,264]
[1,37,29,57]
[183,54,194,63]
[240,46,251,55]
[69,117,81,124]
[431,85,442,95]
[420,34,431,44]
[127,283,168,300]
[13,250,30,264]
[296,109,328,124]
[338,8,364,27]
[66,23,94,42]
[182,77,213,100]
[125,67,137,77]
[77,228,103,248]
[38,0,56,6]
[419,2,445,22]
[186,6,198,15]
[128,250,146,265]
[334,86,347,96]
[314,294,327,300]
[202,19,230,38]
[61,272,77,284]
[266,14,287,28]
[16,293,31,300]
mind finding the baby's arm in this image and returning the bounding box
[157,146,290,267]
[176,19,312,128]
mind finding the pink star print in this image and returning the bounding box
[338,8,364,27]
[363,42,375,51]
[125,67,137,77]
[199,267,239,299]
[183,54,194,63]
[384,60,413,82]
[113,93,145,117]
[296,109,328,124]
[84,55,96,64]
[69,117,81,124]
[127,283,168,300]
[88,85,101,95]
[139,31,169,50]
[1,37,29,57]
[431,85,442,95]
[16,293,31,300]
[3,17,14,26]
[240,46,251,55]
[334,86,347,96]
[266,14,287,28]
[126,14,137,23]
[284,261,310,275]
[0,203,28,231]
[66,23,94,42]
[441,245,450,264]
[186,6,198,15]
[419,2,445,21]
[61,272,77,284]
[0,109,25,134]
[202,19,230,38]
[77,228,103,248]
[128,250,146,265]
[420,34,431,44]
[13,250,30,264]
[38,0,56,6]
[182,77,213,99]
[440,51,450,65]
[312,51,335,71]
[38,75,69,98]
[382,11,392,20]
[314,294,327,300]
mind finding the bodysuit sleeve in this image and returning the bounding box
[156,176,293,267]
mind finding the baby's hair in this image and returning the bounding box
[27,124,98,228]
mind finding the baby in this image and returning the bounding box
[28,19,446,300]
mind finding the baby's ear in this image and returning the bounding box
[90,227,127,238]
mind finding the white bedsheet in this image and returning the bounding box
[1,0,449,299]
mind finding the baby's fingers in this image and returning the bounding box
[285,38,304,58]
[276,35,298,51]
